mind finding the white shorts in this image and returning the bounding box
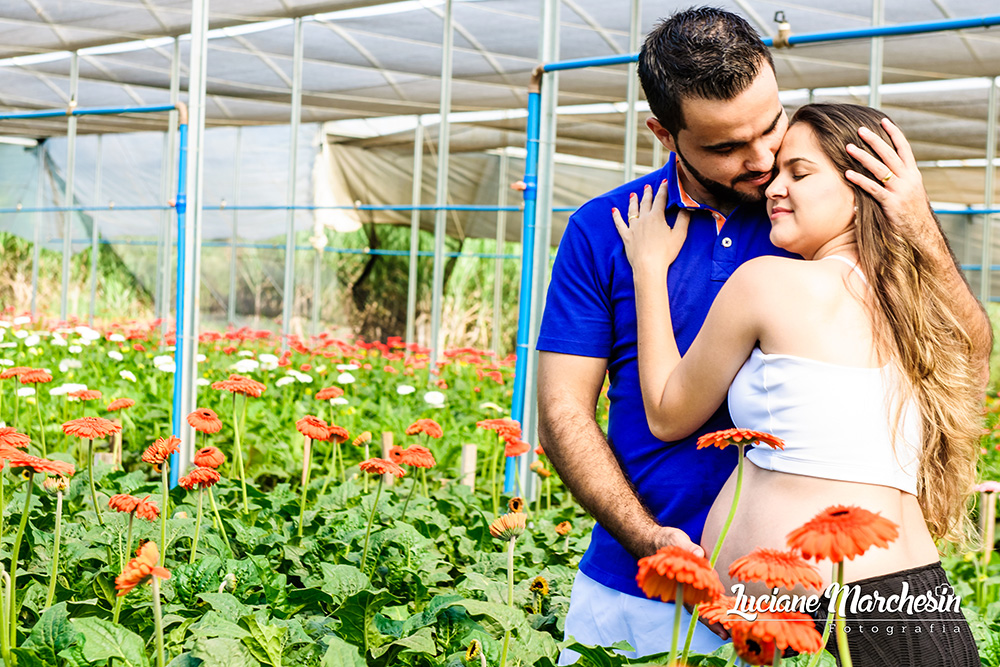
[559,569,726,665]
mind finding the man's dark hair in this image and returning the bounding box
[638,7,774,136]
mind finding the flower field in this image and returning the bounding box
[0,315,997,666]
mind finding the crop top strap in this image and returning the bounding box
[821,254,868,285]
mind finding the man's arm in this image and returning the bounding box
[536,350,704,559]
[847,119,993,383]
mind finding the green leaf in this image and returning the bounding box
[317,564,368,607]
[454,600,524,634]
[9,647,48,667]
[239,612,287,667]
[370,626,437,659]
[197,592,251,620]
[189,611,250,640]
[72,617,151,667]
[23,602,82,665]
[319,636,365,667]
[335,589,397,655]
[190,636,259,667]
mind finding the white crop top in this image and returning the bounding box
[726,256,923,495]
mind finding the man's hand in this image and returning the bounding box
[648,525,705,558]
[845,118,933,241]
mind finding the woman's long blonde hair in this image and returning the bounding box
[792,103,983,542]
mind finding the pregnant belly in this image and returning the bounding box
[701,459,939,598]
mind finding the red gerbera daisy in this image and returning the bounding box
[5,453,75,478]
[327,424,350,444]
[476,417,521,441]
[187,408,223,434]
[211,374,266,398]
[142,436,181,466]
[504,438,531,457]
[19,369,53,384]
[316,386,344,401]
[352,431,372,447]
[728,548,825,591]
[0,428,30,450]
[68,389,102,401]
[178,467,221,490]
[636,546,724,606]
[399,445,436,469]
[0,366,32,380]
[115,542,170,597]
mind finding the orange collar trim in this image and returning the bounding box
[675,160,727,234]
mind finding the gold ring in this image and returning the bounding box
[628,214,639,221]
[880,170,894,184]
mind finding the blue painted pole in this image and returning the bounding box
[0,104,177,121]
[169,121,189,487]
[505,90,542,493]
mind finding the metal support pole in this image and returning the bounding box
[652,140,662,170]
[60,52,79,321]
[88,135,103,324]
[492,152,509,358]
[868,0,885,108]
[31,147,44,317]
[507,0,559,493]
[430,0,454,366]
[228,127,242,325]
[981,77,998,303]
[281,17,304,346]
[159,38,181,334]
[406,117,425,350]
[623,0,641,182]
[173,0,208,483]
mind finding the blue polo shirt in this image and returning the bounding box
[537,153,792,597]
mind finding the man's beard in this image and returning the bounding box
[675,147,774,208]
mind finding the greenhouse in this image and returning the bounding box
[1,0,1000,665]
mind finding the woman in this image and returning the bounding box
[613,103,982,665]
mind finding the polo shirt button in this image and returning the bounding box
[721,237,733,248]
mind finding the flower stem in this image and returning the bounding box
[363,443,369,493]
[709,446,744,567]
[490,439,501,517]
[190,489,204,564]
[681,601,700,661]
[88,439,105,527]
[400,476,417,520]
[9,474,35,647]
[499,537,516,667]
[151,576,165,667]
[232,394,249,513]
[111,594,123,625]
[44,490,63,609]
[0,568,8,666]
[159,464,169,567]
[421,468,428,497]
[360,476,383,577]
[834,562,852,667]
[208,489,232,556]
[34,395,45,457]
[297,436,311,538]
[667,583,683,666]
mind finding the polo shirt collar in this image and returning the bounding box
[665,152,728,234]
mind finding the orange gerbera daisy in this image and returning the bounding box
[68,389,102,401]
[316,386,344,401]
[359,457,406,478]
[698,595,741,630]
[108,493,140,514]
[508,497,525,513]
[193,446,225,469]
[295,415,330,441]
[529,460,551,478]
[0,366,32,380]
[476,417,522,440]
[388,445,403,464]
[406,419,443,439]
[0,428,29,450]
[115,541,170,596]
[211,374,266,398]
[696,428,785,451]
[178,467,221,490]
[352,431,372,447]
[5,453,75,478]
[731,622,777,666]
[555,521,572,536]
[399,445,436,468]
[489,511,527,541]
[134,496,160,521]
[328,424,350,443]
[62,416,121,440]
[187,408,223,434]
[504,438,531,457]
[636,546,724,606]
[141,436,181,466]
[729,610,824,656]
[786,505,900,563]
[728,548,825,591]
[19,369,52,384]
[106,398,135,412]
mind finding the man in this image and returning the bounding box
[536,7,990,663]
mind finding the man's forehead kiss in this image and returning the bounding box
[699,108,785,152]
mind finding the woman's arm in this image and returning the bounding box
[613,182,768,442]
